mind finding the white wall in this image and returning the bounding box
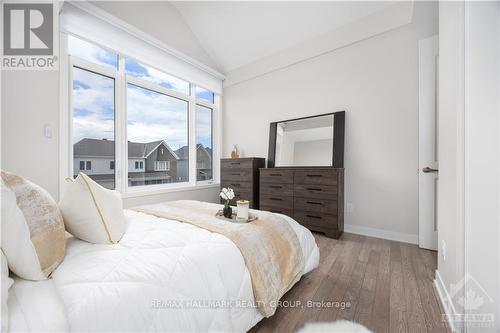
[122,185,218,208]
[1,71,60,199]
[436,2,500,332]
[464,2,499,331]
[223,2,438,241]
[436,3,466,329]
[293,140,332,166]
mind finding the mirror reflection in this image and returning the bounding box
[274,114,334,167]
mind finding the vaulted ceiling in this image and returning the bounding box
[172,1,394,73]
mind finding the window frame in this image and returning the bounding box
[195,103,214,182]
[60,33,220,198]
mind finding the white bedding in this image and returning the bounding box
[9,208,319,332]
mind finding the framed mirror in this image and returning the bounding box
[268,111,345,168]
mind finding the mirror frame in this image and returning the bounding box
[267,111,345,168]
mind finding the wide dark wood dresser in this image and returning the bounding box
[220,158,265,209]
[259,167,344,238]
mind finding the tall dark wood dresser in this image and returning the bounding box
[220,158,265,209]
[259,167,344,239]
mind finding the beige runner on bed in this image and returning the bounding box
[132,200,304,317]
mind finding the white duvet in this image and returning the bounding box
[8,208,319,333]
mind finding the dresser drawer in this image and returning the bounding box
[221,181,253,191]
[294,211,337,229]
[221,169,253,182]
[294,169,338,186]
[294,197,338,215]
[260,194,293,210]
[260,205,293,218]
[221,159,254,169]
[260,183,294,197]
[294,184,337,200]
[260,169,294,184]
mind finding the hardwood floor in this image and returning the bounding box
[250,232,449,333]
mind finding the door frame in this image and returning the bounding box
[418,35,439,251]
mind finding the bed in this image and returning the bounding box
[7,206,319,332]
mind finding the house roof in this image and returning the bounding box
[174,144,212,160]
[74,138,179,159]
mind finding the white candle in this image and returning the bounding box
[237,200,249,220]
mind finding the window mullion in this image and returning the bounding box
[117,55,127,192]
[189,84,197,185]
[213,95,221,184]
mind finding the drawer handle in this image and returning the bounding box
[306,188,322,191]
[269,185,282,189]
[306,201,323,206]
[231,173,241,176]
[230,162,241,165]
[269,198,282,201]
[306,215,322,219]
[270,173,282,177]
[307,174,323,178]
[230,183,241,187]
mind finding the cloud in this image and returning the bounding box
[68,35,117,69]
[125,59,189,94]
[72,68,114,143]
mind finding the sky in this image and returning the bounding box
[70,36,213,152]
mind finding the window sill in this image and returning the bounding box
[121,182,220,199]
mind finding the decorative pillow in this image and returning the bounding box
[0,170,66,280]
[59,173,125,244]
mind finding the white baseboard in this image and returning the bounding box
[434,270,461,333]
[344,223,418,244]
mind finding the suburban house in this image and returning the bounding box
[73,138,184,188]
[175,144,213,181]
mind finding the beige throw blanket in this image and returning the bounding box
[132,200,305,317]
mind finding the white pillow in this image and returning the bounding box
[0,171,66,281]
[59,173,125,244]
[1,250,13,332]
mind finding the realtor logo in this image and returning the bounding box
[443,273,495,331]
[2,2,58,69]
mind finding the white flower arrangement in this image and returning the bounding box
[220,187,235,201]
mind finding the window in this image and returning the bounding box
[196,105,213,181]
[196,87,214,104]
[125,59,189,95]
[71,65,115,189]
[155,161,170,171]
[67,36,219,193]
[127,84,188,186]
[68,35,118,70]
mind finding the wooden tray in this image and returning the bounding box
[215,210,258,223]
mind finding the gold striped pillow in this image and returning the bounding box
[1,170,65,280]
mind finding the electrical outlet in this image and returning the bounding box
[346,202,354,214]
[442,240,446,261]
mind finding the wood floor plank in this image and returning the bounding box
[400,243,428,333]
[370,239,391,333]
[410,245,448,333]
[250,234,449,333]
[389,241,407,333]
[353,249,380,328]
